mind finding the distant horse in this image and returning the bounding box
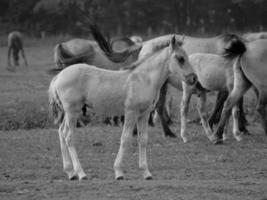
[7,31,28,69]
[48,36,197,180]
[242,32,267,42]
[213,39,267,144]
[96,32,250,138]
[180,52,246,143]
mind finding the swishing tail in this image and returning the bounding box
[89,23,140,63]
[48,76,64,125]
[222,35,247,59]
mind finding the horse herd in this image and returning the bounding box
[7,27,267,181]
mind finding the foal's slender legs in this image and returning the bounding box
[64,112,87,180]
[58,117,75,179]
[114,111,137,179]
[137,113,152,179]
[180,83,193,143]
[196,92,214,141]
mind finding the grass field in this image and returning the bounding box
[0,39,266,200]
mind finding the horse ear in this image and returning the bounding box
[170,35,176,50]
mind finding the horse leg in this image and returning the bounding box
[21,48,28,66]
[7,47,12,67]
[165,95,173,124]
[58,117,76,180]
[237,97,250,135]
[64,111,87,180]
[208,91,228,129]
[222,116,230,141]
[213,63,251,144]
[232,104,243,141]
[156,81,176,137]
[137,113,152,179]
[180,83,193,143]
[114,111,136,179]
[256,95,267,135]
[196,92,214,141]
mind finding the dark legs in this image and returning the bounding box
[208,91,250,135]
[155,81,177,137]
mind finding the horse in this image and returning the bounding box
[96,32,250,138]
[7,31,28,69]
[53,38,142,71]
[213,38,267,144]
[111,35,143,51]
[48,36,197,180]
[242,32,267,42]
[180,52,247,143]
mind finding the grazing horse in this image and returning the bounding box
[213,39,267,144]
[48,36,197,180]
[180,52,245,143]
[96,33,250,138]
[7,31,28,68]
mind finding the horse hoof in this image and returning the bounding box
[213,139,224,145]
[235,135,243,142]
[144,176,153,180]
[69,175,79,181]
[115,176,124,180]
[165,132,177,138]
[79,175,88,181]
[182,137,188,143]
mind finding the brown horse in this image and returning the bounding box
[7,31,28,69]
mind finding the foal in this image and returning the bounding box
[48,36,197,180]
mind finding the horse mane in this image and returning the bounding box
[221,33,247,59]
[90,23,142,63]
[124,42,171,71]
[148,35,183,52]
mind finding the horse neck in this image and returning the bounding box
[135,48,171,89]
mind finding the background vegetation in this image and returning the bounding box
[0,0,266,37]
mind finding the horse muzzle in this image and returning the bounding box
[185,73,197,85]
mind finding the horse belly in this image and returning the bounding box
[88,90,126,116]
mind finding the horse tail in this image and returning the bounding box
[222,35,247,59]
[90,23,140,63]
[48,76,64,125]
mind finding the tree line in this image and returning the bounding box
[0,0,266,37]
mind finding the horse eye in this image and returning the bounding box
[176,56,185,65]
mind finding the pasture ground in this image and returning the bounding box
[0,40,266,200]
[0,126,266,200]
